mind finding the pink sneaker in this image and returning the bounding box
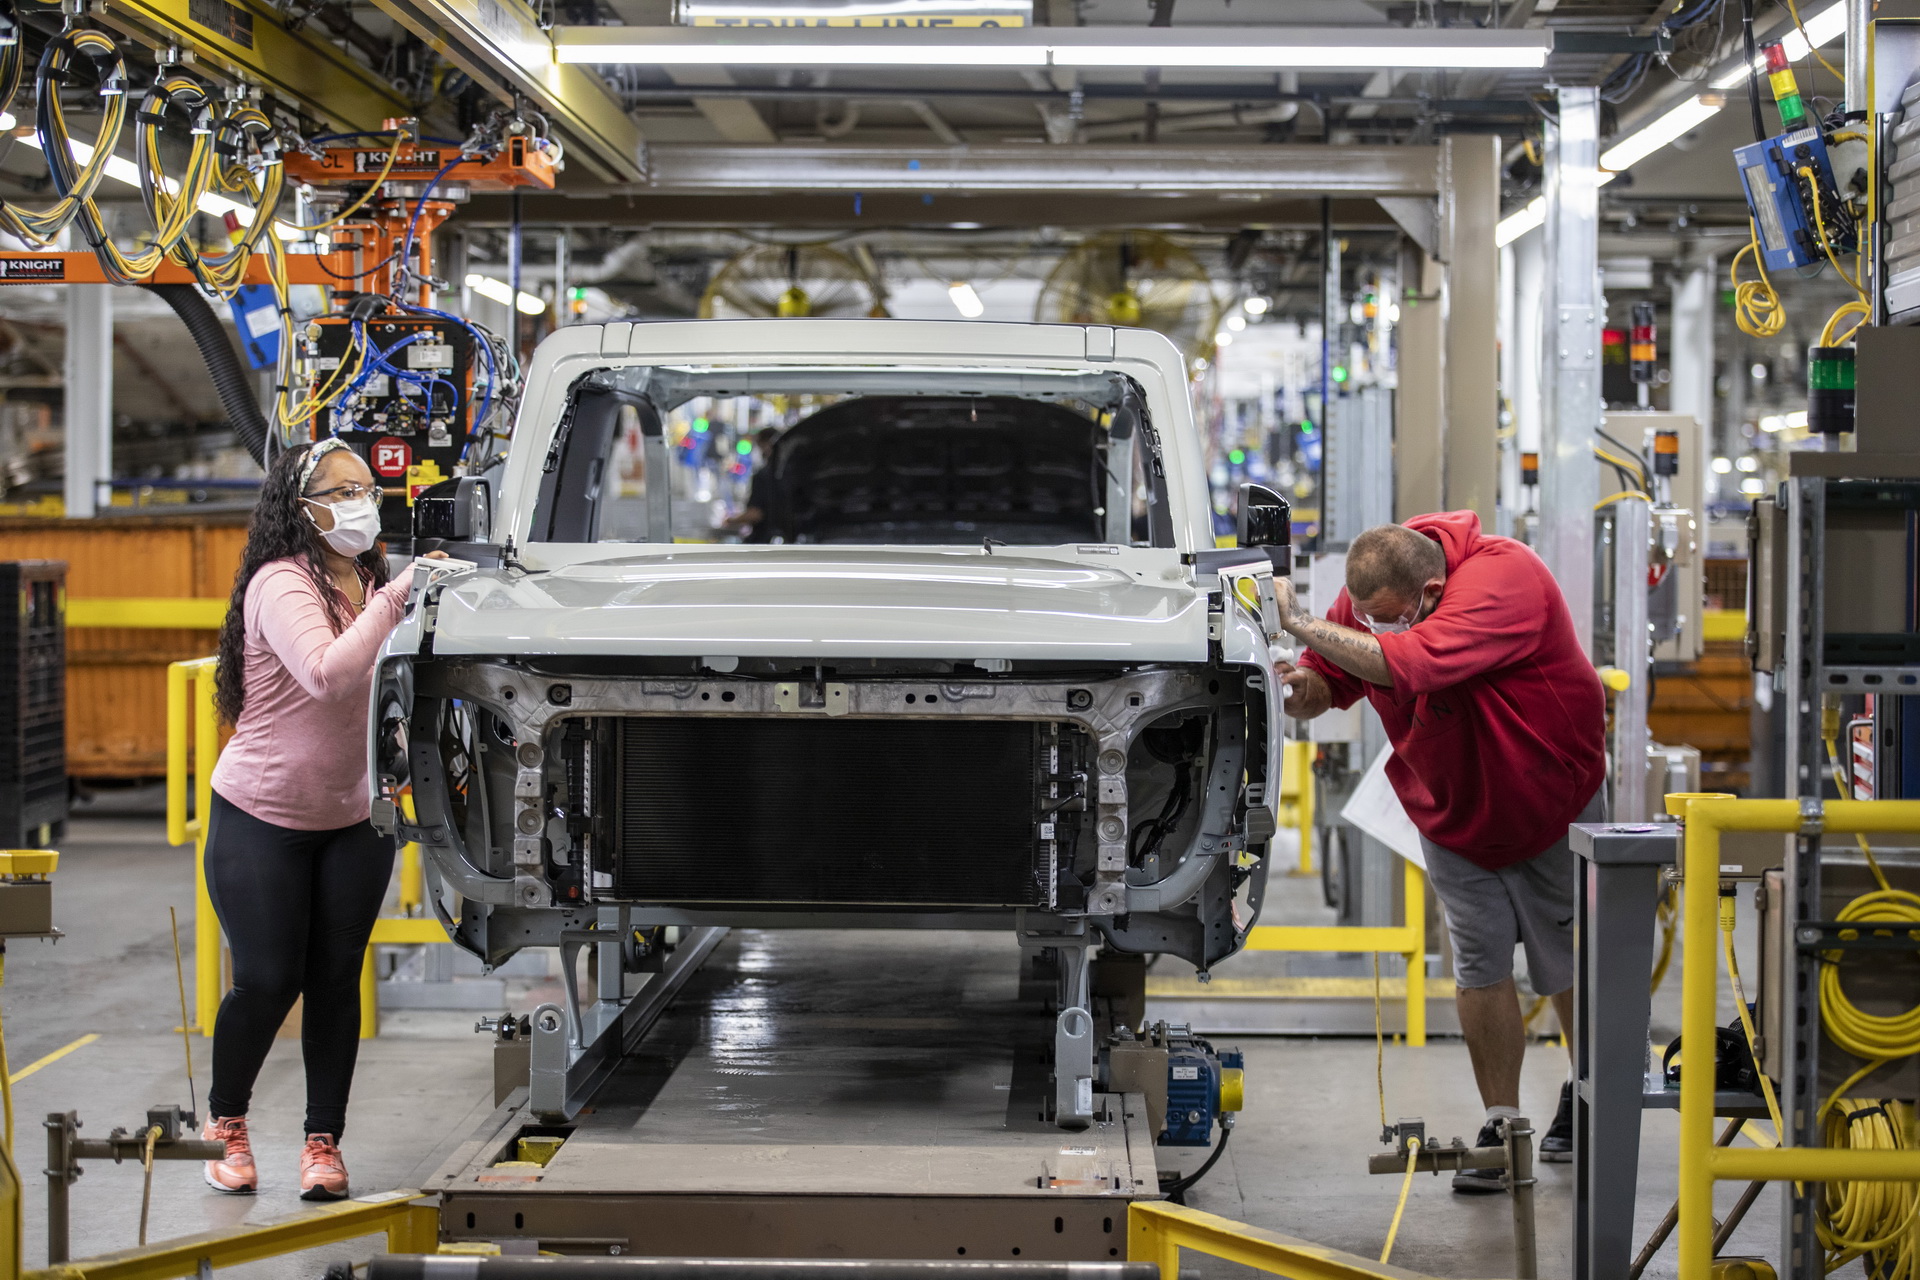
[300,1133,349,1201]
[202,1116,256,1194]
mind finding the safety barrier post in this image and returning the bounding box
[1281,740,1315,878]
[1675,795,1920,1280]
[1242,857,1431,1047]
[167,658,223,1037]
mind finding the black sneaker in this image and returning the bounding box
[1539,1080,1574,1163]
[1452,1119,1507,1195]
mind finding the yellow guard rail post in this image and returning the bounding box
[168,658,449,1041]
[1677,795,1920,1280]
[1129,1202,1436,1280]
[1278,739,1316,877]
[166,658,221,1037]
[1240,855,1429,1046]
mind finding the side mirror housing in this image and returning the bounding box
[1236,482,1291,572]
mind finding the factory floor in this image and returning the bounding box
[4,799,1779,1279]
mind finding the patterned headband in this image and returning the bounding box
[298,438,352,497]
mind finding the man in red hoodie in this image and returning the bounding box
[1273,511,1607,1193]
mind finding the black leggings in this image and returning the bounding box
[203,791,394,1139]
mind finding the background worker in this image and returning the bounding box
[204,438,442,1201]
[719,426,782,542]
[1272,512,1607,1192]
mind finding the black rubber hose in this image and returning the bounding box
[139,282,270,466]
[1163,1123,1232,1203]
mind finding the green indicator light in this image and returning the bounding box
[736,440,753,456]
[1228,449,1246,465]
[1778,94,1806,127]
[693,417,710,433]
[1331,366,1349,384]
[568,286,587,300]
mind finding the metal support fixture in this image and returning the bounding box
[1539,87,1603,655]
[554,231,570,326]
[528,925,726,1121]
[1129,1200,1458,1280]
[1612,501,1652,823]
[1054,940,1097,1128]
[1505,1117,1538,1280]
[43,1110,224,1265]
[62,285,112,520]
[1569,824,1685,1280]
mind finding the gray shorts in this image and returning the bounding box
[1420,788,1608,994]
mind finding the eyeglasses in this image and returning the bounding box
[303,482,380,503]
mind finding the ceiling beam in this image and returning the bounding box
[363,0,646,181]
[624,143,1442,197]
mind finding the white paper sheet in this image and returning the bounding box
[1339,744,1426,869]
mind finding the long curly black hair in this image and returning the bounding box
[214,443,391,725]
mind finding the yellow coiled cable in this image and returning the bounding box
[1732,223,1786,339]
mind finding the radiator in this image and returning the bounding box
[610,717,1073,906]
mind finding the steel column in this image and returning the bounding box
[1846,0,1870,113]
[1441,134,1500,523]
[1539,87,1603,655]
[62,285,111,520]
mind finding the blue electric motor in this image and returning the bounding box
[1161,1027,1244,1147]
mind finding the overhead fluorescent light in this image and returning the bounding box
[19,131,300,240]
[947,280,984,317]
[553,24,1552,69]
[1600,94,1724,173]
[467,273,547,315]
[1495,196,1545,247]
[1712,1,1844,89]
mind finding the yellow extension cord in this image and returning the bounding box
[1733,223,1786,339]
[1381,1136,1421,1265]
[1810,717,1920,1278]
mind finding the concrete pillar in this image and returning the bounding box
[1395,251,1444,521]
[1441,134,1501,524]
[1540,87,1603,656]
[62,284,112,519]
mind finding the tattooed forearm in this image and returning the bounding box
[1283,612,1394,687]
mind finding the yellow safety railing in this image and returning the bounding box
[1677,796,1920,1280]
[167,658,448,1041]
[1129,1202,1433,1280]
[19,1189,437,1280]
[1241,855,1429,1046]
[166,659,222,1039]
[69,598,226,629]
[1278,739,1315,878]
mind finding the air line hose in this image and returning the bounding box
[139,283,269,465]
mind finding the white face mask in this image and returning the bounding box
[1362,614,1412,635]
[306,496,382,557]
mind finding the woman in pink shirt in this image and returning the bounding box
[200,437,425,1201]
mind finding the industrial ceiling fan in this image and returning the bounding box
[1033,231,1222,364]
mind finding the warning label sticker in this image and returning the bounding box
[371,437,412,478]
[0,258,65,281]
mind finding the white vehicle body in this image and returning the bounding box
[371,320,1289,1122]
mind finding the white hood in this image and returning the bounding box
[428,547,1208,661]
